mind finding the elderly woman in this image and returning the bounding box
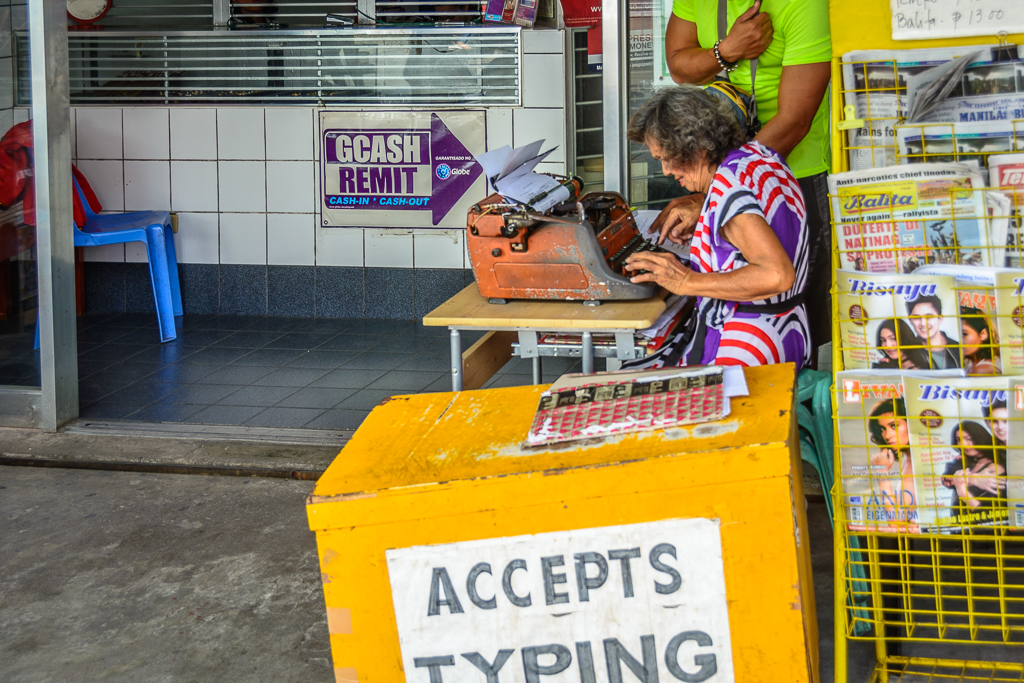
[624,85,810,370]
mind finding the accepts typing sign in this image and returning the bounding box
[385,518,735,683]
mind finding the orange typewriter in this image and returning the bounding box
[466,179,663,304]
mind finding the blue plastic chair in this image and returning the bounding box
[72,176,182,342]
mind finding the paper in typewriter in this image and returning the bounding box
[525,365,747,447]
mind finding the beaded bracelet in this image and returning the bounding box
[713,40,738,72]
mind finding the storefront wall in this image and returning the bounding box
[52,29,569,321]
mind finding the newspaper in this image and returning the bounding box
[895,120,1024,168]
[904,375,1015,533]
[836,269,961,371]
[905,51,982,123]
[987,154,1024,267]
[829,164,993,273]
[1007,378,1024,529]
[841,45,1012,170]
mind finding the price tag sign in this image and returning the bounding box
[890,0,1024,40]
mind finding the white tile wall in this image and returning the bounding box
[170,161,218,212]
[268,213,315,266]
[523,29,564,54]
[170,109,216,160]
[69,108,76,160]
[125,242,149,263]
[513,109,566,163]
[76,160,124,211]
[220,213,266,265]
[265,108,314,161]
[0,8,11,59]
[11,4,24,32]
[218,160,266,213]
[0,109,13,140]
[77,109,123,160]
[365,230,413,268]
[534,161,566,176]
[523,54,565,109]
[123,108,169,160]
[316,228,364,267]
[174,212,220,264]
[218,108,265,160]
[266,160,314,214]
[0,58,11,110]
[83,244,125,263]
[413,230,464,269]
[486,108,513,152]
[124,160,170,211]
[13,106,27,124]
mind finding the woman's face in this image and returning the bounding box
[879,327,899,359]
[646,137,701,192]
[960,323,987,356]
[878,413,909,448]
[990,407,1008,443]
[956,429,979,455]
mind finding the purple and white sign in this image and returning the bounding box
[320,111,486,228]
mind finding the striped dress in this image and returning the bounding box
[633,142,811,371]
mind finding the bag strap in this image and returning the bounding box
[717,0,758,121]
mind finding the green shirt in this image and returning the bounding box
[671,0,831,178]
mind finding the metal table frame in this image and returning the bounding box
[448,326,642,390]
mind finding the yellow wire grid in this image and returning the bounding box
[829,54,1024,681]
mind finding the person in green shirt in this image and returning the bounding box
[653,0,832,355]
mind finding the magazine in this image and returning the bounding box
[836,269,961,371]
[830,164,991,273]
[904,376,1015,533]
[987,154,1024,267]
[994,270,1024,375]
[916,265,1007,376]
[841,45,1013,170]
[1007,378,1024,529]
[836,370,922,532]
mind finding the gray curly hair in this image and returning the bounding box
[627,85,747,169]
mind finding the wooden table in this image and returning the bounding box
[422,284,668,390]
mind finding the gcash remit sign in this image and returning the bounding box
[320,111,485,228]
[385,518,735,683]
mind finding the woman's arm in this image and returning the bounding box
[625,212,795,301]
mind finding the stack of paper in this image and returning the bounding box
[474,140,567,212]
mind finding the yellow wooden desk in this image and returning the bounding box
[307,363,817,683]
[422,284,668,390]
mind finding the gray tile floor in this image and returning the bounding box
[69,313,582,430]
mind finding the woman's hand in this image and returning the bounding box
[870,448,897,470]
[651,194,704,245]
[625,252,694,296]
[719,1,773,63]
[967,460,1006,496]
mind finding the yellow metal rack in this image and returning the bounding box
[828,2,1024,682]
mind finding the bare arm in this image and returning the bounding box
[625,212,795,301]
[753,61,830,159]
[665,3,773,86]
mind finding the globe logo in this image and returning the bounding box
[436,164,452,180]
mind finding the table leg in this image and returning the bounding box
[532,356,542,385]
[450,328,463,391]
[582,331,593,374]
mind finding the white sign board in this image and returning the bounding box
[385,518,734,683]
[890,0,1024,41]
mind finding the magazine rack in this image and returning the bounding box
[828,2,1024,682]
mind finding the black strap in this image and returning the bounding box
[735,292,805,315]
[717,0,757,121]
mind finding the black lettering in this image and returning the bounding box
[574,552,609,602]
[541,556,569,605]
[462,650,514,682]
[467,562,496,610]
[427,568,464,616]
[522,644,572,682]
[414,656,455,683]
[650,543,682,594]
[609,548,641,598]
[576,642,597,683]
[604,636,658,683]
[502,559,532,607]
[665,631,717,682]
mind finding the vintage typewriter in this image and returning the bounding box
[466,178,664,303]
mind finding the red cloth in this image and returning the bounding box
[0,121,102,227]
